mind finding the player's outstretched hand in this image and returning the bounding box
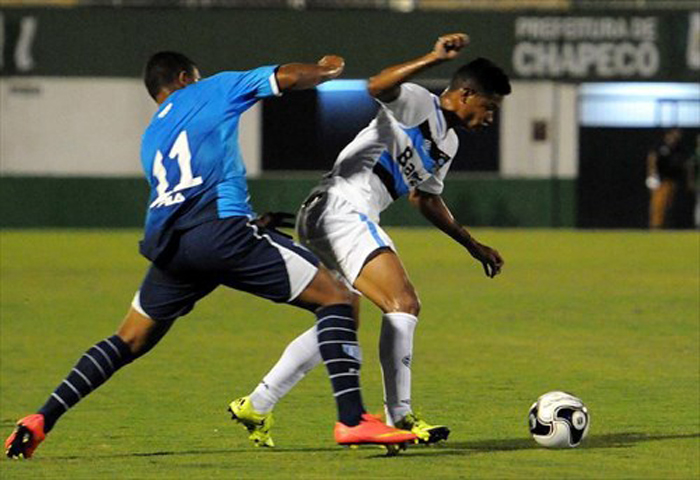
[254,212,296,239]
[433,33,470,60]
[468,241,504,278]
[317,55,345,79]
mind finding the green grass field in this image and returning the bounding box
[1,228,698,479]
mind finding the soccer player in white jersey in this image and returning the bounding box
[230,33,511,447]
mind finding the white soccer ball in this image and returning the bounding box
[528,391,590,448]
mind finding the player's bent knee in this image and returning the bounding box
[115,331,149,358]
[320,281,354,307]
[299,267,354,307]
[385,292,421,316]
[116,307,173,358]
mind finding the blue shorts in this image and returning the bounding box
[132,217,319,321]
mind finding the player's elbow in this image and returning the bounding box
[409,189,435,208]
[276,67,302,91]
[367,77,398,102]
[367,77,383,98]
[408,189,422,207]
[277,64,322,91]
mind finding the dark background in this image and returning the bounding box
[262,88,500,172]
[578,127,698,228]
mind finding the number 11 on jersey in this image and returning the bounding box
[150,130,203,209]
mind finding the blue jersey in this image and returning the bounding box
[139,66,280,262]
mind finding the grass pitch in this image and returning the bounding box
[1,228,698,479]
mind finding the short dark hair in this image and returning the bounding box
[449,58,511,96]
[144,51,198,100]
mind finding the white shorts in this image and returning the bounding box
[297,191,396,285]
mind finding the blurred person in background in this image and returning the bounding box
[690,134,700,228]
[646,128,687,229]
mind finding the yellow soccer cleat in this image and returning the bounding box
[228,396,275,447]
[394,412,450,444]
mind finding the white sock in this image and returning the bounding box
[379,312,418,425]
[249,326,322,413]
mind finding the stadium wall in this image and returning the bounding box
[3,7,696,229]
[0,78,263,177]
[0,77,576,228]
[1,9,698,81]
[0,176,575,228]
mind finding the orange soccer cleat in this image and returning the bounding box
[334,413,418,446]
[5,414,46,459]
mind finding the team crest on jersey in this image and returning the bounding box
[423,139,433,156]
[418,121,451,169]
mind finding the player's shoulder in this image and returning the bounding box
[400,82,433,95]
[382,83,438,118]
[203,69,275,97]
[161,73,236,102]
[378,83,433,107]
[142,91,191,142]
[186,74,228,95]
[206,68,273,87]
[206,71,243,83]
[157,75,235,112]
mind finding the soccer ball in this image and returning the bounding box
[528,391,590,448]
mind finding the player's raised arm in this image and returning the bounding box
[408,189,503,278]
[367,33,469,103]
[276,55,345,91]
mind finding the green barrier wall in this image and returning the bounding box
[1,9,698,81]
[0,176,574,228]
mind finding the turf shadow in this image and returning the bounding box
[463,432,700,452]
[367,432,700,458]
[47,446,342,461]
[37,432,700,461]
[583,432,700,449]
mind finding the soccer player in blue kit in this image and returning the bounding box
[5,52,417,459]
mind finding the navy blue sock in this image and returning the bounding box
[316,304,366,427]
[38,335,134,433]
